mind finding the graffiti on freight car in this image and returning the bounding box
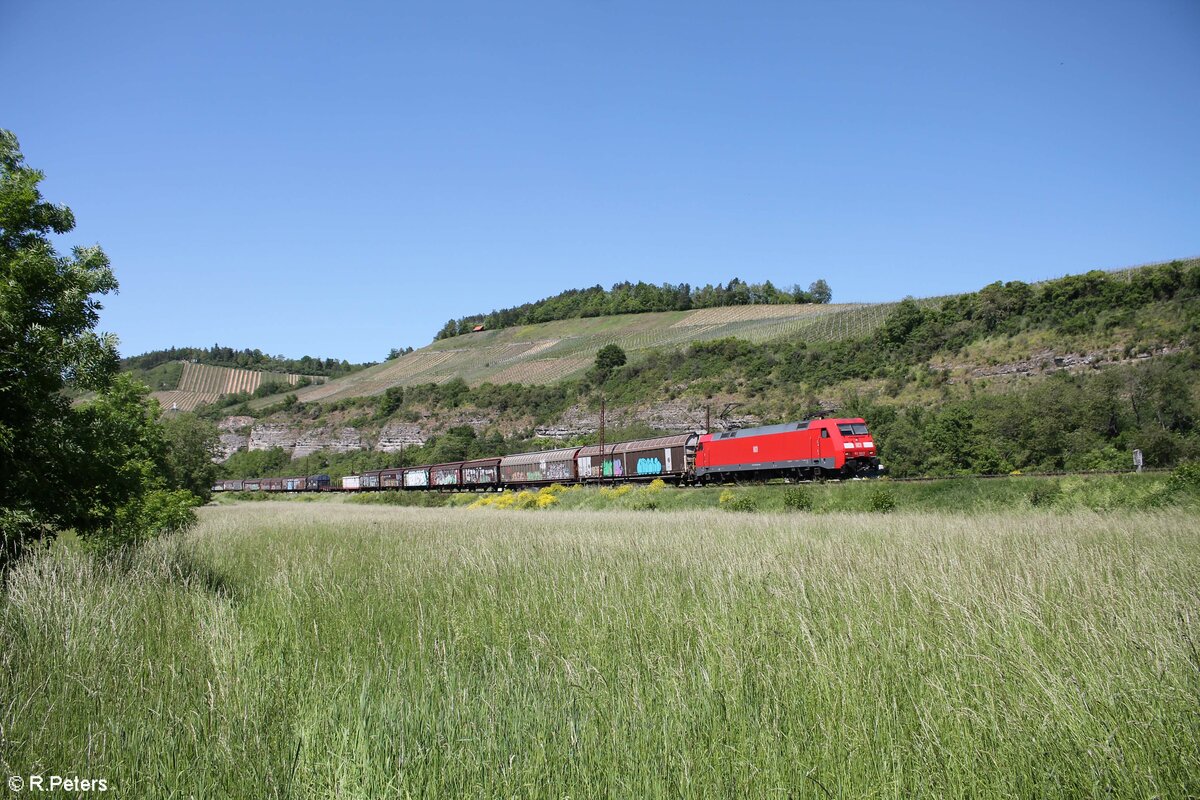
[636,457,663,475]
[404,470,429,487]
[601,459,624,478]
[464,466,497,484]
[433,470,459,486]
[510,460,573,483]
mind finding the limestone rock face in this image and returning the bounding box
[249,423,300,452]
[217,432,247,461]
[293,427,366,459]
[215,416,255,461]
[534,402,759,439]
[376,423,426,452]
[635,401,715,433]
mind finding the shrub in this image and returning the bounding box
[630,493,660,511]
[1028,481,1061,508]
[868,488,897,513]
[92,489,201,552]
[720,490,757,512]
[1167,461,1200,493]
[783,487,813,511]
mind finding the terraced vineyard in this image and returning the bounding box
[269,301,914,405]
[151,362,322,411]
[150,390,222,413]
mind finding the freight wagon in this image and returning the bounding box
[577,434,698,482]
[461,457,501,490]
[500,447,580,486]
[431,462,462,487]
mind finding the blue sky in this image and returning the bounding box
[4,0,1198,363]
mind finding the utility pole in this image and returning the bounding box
[599,395,606,485]
[705,404,711,434]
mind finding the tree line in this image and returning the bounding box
[122,345,369,377]
[435,278,832,340]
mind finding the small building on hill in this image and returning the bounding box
[472,325,486,332]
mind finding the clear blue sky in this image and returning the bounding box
[5,0,1198,363]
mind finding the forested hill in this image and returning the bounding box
[435,277,833,340]
[121,345,371,378]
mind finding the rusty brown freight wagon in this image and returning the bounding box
[431,462,463,487]
[615,433,698,481]
[499,447,581,485]
[360,470,382,489]
[576,443,621,480]
[461,457,501,489]
[403,467,430,488]
[379,469,403,489]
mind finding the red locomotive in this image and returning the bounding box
[695,418,881,482]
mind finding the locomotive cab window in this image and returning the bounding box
[821,429,830,438]
[838,424,869,436]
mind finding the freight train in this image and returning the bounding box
[212,417,882,493]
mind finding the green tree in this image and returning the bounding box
[595,344,627,371]
[808,279,832,304]
[0,130,192,563]
[161,414,222,501]
[68,376,200,550]
[1,130,120,561]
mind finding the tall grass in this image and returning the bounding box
[2,504,1198,797]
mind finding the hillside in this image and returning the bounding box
[266,301,915,406]
[433,277,832,339]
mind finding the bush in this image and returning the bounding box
[91,489,201,552]
[1167,462,1200,493]
[720,490,757,512]
[630,495,660,511]
[868,488,897,513]
[1028,481,1061,508]
[783,487,813,511]
[468,487,559,510]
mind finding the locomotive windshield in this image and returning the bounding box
[838,423,869,436]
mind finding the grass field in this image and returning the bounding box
[3,504,1198,798]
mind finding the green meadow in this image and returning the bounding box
[3,503,1198,798]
